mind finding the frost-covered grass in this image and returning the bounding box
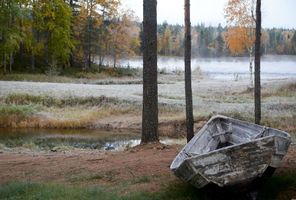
[0,73,76,83]
[0,93,183,129]
[0,78,295,133]
[0,104,39,117]
[3,93,125,107]
[0,67,141,84]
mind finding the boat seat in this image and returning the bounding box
[253,126,267,139]
[185,152,199,157]
[212,122,232,144]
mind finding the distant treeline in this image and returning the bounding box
[148,22,296,57]
[1,0,296,75]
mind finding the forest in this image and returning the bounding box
[156,23,296,57]
[1,0,296,75]
[0,0,140,74]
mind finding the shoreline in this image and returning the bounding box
[0,75,295,136]
[1,143,296,199]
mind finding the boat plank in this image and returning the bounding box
[171,115,291,189]
[179,137,274,187]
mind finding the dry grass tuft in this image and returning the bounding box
[263,83,296,98]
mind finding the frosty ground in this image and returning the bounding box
[0,74,296,199]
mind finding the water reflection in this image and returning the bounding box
[0,129,185,151]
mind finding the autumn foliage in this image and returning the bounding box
[224,0,255,55]
[0,0,140,73]
[225,27,255,55]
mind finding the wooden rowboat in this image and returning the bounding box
[170,115,291,188]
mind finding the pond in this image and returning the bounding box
[100,55,296,80]
[0,129,186,152]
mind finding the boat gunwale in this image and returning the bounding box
[170,115,291,171]
[183,135,289,164]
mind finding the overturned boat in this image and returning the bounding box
[170,115,291,188]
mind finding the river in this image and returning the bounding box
[100,55,296,80]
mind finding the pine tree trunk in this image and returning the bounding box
[254,0,261,124]
[184,0,194,142]
[86,1,92,70]
[69,54,74,68]
[31,0,36,71]
[87,43,91,70]
[86,43,91,70]
[141,0,158,143]
[69,0,74,68]
[3,53,7,74]
[31,53,35,71]
[9,51,13,73]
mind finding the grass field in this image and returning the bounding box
[1,173,296,200]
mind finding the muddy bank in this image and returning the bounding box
[0,143,180,192]
[0,109,207,137]
[0,143,296,199]
[91,118,206,137]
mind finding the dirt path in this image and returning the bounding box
[0,144,181,193]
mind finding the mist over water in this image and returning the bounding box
[101,55,296,80]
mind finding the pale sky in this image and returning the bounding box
[121,0,296,29]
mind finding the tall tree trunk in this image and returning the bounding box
[141,0,158,143]
[69,53,74,68]
[69,0,74,68]
[31,0,36,71]
[88,41,91,69]
[87,16,91,70]
[31,53,35,71]
[113,52,117,68]
[86,0,93,70]
[99,54,104,67]
[184,0,194,142]
[254,0,261,124]
[9,51,13,73]
[45,31,49,67]
[3,53,7,74]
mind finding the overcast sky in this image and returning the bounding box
[121,0,296,29]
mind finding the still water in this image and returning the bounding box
[0,129,185,151]
[101,55,296,80]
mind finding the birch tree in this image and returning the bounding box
[225,0,256,86]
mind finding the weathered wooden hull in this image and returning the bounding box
[170,115,291,188]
